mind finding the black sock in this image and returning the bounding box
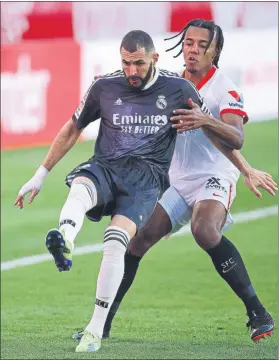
[206,235,266,318]
[104,249,142,332]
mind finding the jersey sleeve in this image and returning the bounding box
[180,79,212,115]
[72,80,102,129]
[181,79,203,107]
[219,85,249,124]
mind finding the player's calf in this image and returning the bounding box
[84,225,131,339]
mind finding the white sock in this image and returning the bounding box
[58,179,96,249]
[85,226,130,338]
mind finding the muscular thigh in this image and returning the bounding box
[191,200,227,249]
[191,176,236,236]
[192,200,227,231]
[128,203,172,257]
[65,160,115,222]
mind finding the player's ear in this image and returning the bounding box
[152,52,159,64]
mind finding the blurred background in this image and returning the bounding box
[1,1,278,146]
[1,2,278,360]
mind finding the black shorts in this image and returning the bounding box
[65,157,162,231]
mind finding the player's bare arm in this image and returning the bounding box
[203,131,278,198]
[14,118,83,209]
[42,118,83,171]
[170,97,277,197]
[171,98,244,149]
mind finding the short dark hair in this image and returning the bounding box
[120,30,155,53]
[164,19,224,68]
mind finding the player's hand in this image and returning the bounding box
[14,176,44,209]
[14,165,49,209]
[170,98,209,133]
[243,168,278,198]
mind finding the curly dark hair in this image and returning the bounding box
[164,19,224,68]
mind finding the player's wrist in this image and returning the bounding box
[240,164,253,177]
[35,165,49,180]
[202,114,215,127]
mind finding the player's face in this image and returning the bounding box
[121,47,159,90]
[183,27,217,74]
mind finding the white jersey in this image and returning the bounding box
[169,66,249,187]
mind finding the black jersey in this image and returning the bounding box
[72,68,203,189]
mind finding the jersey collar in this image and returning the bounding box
[142,67,159,91]
[196,66,217,90]
[182,66,217,90]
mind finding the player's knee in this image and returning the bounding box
[128,202,172,257]
[69,176,97,211]
[191,218,221,250]
[128,234,148,257]
[104,226,131,254]
[128,225,163,257]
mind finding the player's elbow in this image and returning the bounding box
[234,136,244,150]
[235,131,244,150]
[223,135,243,150]
[229,128,244,150]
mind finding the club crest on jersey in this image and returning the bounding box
[156,94,167,109]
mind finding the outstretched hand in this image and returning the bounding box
[244,169,278,198]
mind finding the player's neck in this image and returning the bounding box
[142,67,158,90]
[183,66,213,87]
[147,67,156,84]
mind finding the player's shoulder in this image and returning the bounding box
[94,70,125,85]
[159,68,187,83]
[86,70,125,95]
[83,70,125,98]
[99,69,124,79]
[159,68,194,87]
[211,69,246,106]
[213,69,241,93]
[159,68,181,79]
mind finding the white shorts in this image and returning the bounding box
[158,176,236,235]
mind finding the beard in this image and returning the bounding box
[187,67,199,74]
[125,62,154,90]
[183,63,199,74]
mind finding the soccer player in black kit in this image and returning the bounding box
[14,30,208,352]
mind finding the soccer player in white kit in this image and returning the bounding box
[73,20,276,343]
